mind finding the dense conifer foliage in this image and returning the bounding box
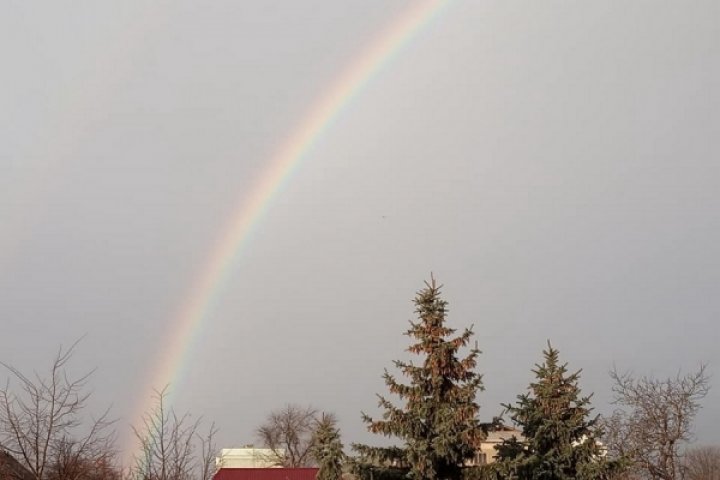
[494,343,618,480]
[312,414,345,480]
[354,277,485,480]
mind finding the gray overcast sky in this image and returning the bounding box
[1,0,719,459]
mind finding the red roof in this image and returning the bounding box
[214,468,319,480]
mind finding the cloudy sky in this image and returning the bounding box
[1,0,718,460]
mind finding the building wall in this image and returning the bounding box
[468,428,524,466]
[216,448,285,469]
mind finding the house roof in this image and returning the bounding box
[214,468,319,480]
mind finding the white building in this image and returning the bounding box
[216,448,285,469]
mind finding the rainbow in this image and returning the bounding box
[127,0,452,455]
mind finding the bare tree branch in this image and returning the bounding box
[256,404,319,467]
[683,445,720,480]
[131,386,218,480]
[198,422,218,480]
[604,365,710,480]
[0,339,117,480]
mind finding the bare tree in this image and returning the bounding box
[256,404,319,467]
[198,422,218,480]
[0,339,117,480]
[604,365,710,480]
[683,446,720,480]
[131,386,217,480]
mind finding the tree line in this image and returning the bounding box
[0,277,714,480]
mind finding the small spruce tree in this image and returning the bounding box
[354,277,485,480]
[495,342,615,480]
[312,414,344,480]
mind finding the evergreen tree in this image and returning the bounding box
[312,414,344,480]
[495,342,616,480]
[354,277,485,480]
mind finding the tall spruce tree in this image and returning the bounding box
[312,414,345,480]
[495,343,615,480]
[354,277,485,480]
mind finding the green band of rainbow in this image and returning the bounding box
[127,0,451,456]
